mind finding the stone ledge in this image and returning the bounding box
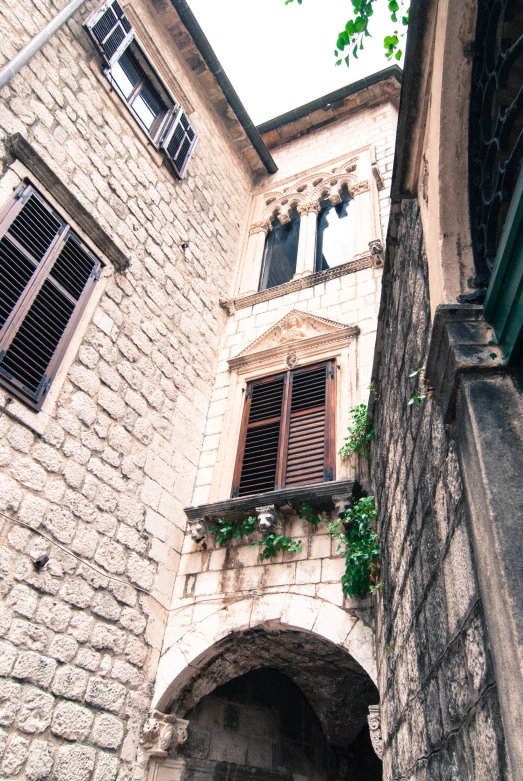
[184,479,358,521]
[8,134,129,271]
[425,304,506,422]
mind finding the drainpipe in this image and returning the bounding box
[0,0,88,91]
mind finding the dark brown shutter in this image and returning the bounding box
[160,108,198,178]
[284,362,334,486]
[231,360,336,498]
[0,185,102,408]
[232,374,286,497]
[87,0,134,65]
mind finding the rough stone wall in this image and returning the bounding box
[0,1,254,780]
[371,198,510,781]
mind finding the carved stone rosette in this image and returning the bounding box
[255,505,279,534]
[140,712,189,759]
[367,705,383,759]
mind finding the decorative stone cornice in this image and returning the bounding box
[233,254,374,310]
[140,712,189,758]
[367,705,383,759]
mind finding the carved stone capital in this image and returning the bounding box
[349,180,370,197]
[140,712,189,758]
[249,219,272,236]
[297,202,321,216]
[367,705,383,759]
[332,494,352,518]
[188,518,208,543]
[255,505,279,534]
[219,296,236,316]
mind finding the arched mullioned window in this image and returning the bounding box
[315,186,355,272]
[259,207,301,290]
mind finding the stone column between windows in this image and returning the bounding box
[240,219,272,295]
[294,203,320,279]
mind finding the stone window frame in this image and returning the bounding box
[206,325,360,504]
[0,161,115,436]
[235,145,383,298]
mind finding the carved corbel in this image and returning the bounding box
[371,162,385,191]
[329,192,343,206]
[140,712,189,758]
[332,494,352,519]
[255,505,279,534]
[188,518,208,543]
[369,240,384,268]
[278,211,291,225]
[219,296,236,316]
[367,705,383,759]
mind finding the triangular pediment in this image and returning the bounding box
[237,310,348,357]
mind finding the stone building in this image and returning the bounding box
[0,0,401,779]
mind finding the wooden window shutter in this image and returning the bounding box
[232,360,336,498]
[86,0,134,65]
[160,108,198,178]
[0,184,102,409]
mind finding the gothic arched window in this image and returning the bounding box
[315,188,355,272]
[259,208,300,291]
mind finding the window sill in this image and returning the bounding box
[184,479,357,521]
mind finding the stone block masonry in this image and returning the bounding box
[0,0,254,778]
[370,199,511,781]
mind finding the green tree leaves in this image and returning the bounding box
[338,403,374,461]
[285,0,409,65]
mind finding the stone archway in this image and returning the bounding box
[148,595,380,781]
[153,593,377,712]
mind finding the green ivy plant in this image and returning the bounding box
[209,516,257,544]
[329,496,380,597]
[407,366,430,407]
[338,403,374,461]
[256,533,302,559]
[299,503,328,527]
[284,0,410,65]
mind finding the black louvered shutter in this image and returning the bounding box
[234,374,286,497]
[284,362,334,486]
[87,0,134,65]
[160,108,198,178]
[0,185,102,408]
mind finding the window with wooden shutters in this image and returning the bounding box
[0,183,103,410]
[232,361,336,497]
[85,0,198,177]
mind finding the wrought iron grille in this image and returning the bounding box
[468,0,523,299]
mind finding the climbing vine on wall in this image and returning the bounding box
[338,403,374,461]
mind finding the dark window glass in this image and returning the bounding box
[315,188,355,272]
[109,48,167,136]
[260,208,300,291]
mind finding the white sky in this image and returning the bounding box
[186,0,403,125]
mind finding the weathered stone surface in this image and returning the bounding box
[51,700,94,741]
[0,681,22,725]
[25,739,54,781]
[54,743,96,781]
[91,713,125,749]
[17,688,54,734]
[51,665,89,701]
[1,733,29,774]
[85,678,127,714]
[12,652,57,689]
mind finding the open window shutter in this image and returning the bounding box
[0,187,102,408]
[232,374,286,497]
[87,0,134,65]
[283,361,336,487]
[160,108,198,178]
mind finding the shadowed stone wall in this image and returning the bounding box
[370,199,510,781]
